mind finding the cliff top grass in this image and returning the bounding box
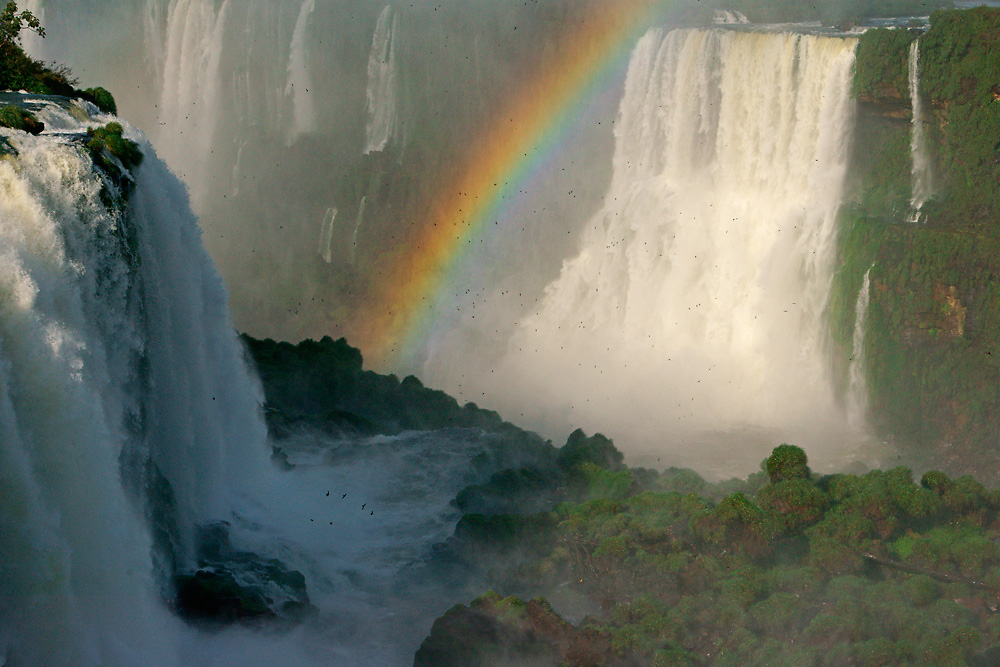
[0,103,40,133]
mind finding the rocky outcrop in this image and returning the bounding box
[172,522,314,626]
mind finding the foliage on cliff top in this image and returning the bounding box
[0,0,71,95]
[853,27,917,104]
[444,444,1000,666]
[918,7,1000,227]
[242,334,551,445]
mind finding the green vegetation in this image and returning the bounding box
[430,444,1000,666]
[854,28,917,104]
[0,0,74,95]
[86,122,142,171]
[919,7,1000,227]
[830,8,1000,472]
[80,86,117,115]
[0,103,39,133]
[0,1,118,111]
[243,334,549,440]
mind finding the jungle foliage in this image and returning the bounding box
[431,444,1000,666]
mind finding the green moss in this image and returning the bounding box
[81,86,116,115]
[902,574,941,607]
[833,8,1000,459]
[86,122,142,171]
[853,27,917,103]
[809,537,865,575]
[719,567,768,608]
[749,592,812,637]
[864,228,1000,447]
[493,594,528,625]
[652,646,701,667]
[0,103,40,133]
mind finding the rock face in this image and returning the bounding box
[833,9,1000,477]
[172,522,314,625]
[242,334,533,438]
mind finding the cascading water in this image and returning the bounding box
[471,28,859,472]
[0,96,267,665]
[350,195,367,265]
[363,5,400,155]
[908,38,933,221]
[286,0,318,143]
[318,205,338,263]
[157,0,230,204]
[847,267,873,426]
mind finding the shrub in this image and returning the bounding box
[86,121,142,171]
[764,444,810,483]
[81,86,116,115]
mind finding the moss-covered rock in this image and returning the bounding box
[80,86,116,115]
[833,8,1000,476]
[172,521,314,626]
[0,103,39,133]
[86,121,142,171]
[854,27,918,109]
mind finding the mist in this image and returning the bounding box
[22,0,935,472]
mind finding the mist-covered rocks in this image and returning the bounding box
[243,334,532,438]
[172,522,314,626]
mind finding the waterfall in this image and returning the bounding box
[350,195,367,264]
[156,0,230,205]
[0,98,267,665]
[847,267,873,426]
[484,28,858,465]
[714,10,749,24]
[286,0,318,143]
[363,5,399,155]
[908,39,933,221]
[319,206,338,263]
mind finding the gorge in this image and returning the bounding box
[3,1,1000,665]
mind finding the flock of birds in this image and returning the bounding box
[309,491,375,525]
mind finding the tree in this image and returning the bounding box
[0,1,44,49]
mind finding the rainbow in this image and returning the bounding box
[363,0,665,364]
